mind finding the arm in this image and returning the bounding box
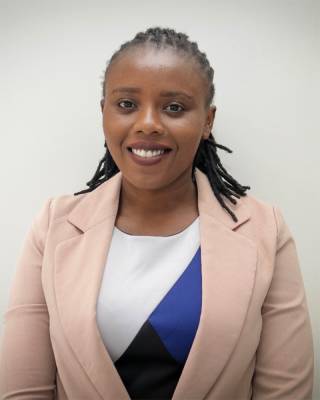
[251,206,314,400]
[0,198,57,399]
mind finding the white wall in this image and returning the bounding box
[1,0,319,397]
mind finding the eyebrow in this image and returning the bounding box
[111,87,194,101]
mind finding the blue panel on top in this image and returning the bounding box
[148,246,202,364]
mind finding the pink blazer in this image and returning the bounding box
[0,167,314,399]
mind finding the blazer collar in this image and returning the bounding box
[55,167,256,399]
[68,167,251,233]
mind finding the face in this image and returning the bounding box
[101,46,216,191]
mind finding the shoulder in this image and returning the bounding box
[241,192,287,230]
[234,192,293,251]
[32,191,89,233]
[240,192,276,222]
[50,192,87,221]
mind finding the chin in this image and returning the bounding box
[124,172,172,191]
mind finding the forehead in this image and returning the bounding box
[105,46,206,98]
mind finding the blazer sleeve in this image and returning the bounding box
[0,198,57,399]
[251,205,314,400]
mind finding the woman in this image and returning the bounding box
[0,27,314,399]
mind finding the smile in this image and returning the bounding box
[127,147,172,166]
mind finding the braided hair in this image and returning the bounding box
[74,26,251,223]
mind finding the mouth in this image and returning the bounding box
[127,147,172,154]
[126,147,172,166]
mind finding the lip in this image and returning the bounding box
[127,147,172,166]
[127,141,172,151]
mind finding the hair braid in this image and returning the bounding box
[74,26,251,223]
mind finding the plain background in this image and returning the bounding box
[0,0,319,397]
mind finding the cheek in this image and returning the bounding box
[102,112,127,147]
[102,125,121,163]
[176,126,203,153]
[181,139,202,165]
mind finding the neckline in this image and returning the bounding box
[114,216,199,238]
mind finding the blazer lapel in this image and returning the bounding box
[54,172,130,399]
[54,167,257,400]
[171,169,257,400]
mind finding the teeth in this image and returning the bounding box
[132,148,165,158]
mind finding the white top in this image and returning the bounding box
[96,217,200,362]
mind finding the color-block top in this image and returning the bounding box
[96,217,202,399]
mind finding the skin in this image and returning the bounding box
[100,45,216,236]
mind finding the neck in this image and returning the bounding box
[118,169,198,219]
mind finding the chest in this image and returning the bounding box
[114,211,199,237]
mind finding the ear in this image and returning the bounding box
[100,99,104,113]
[202,105,216,140]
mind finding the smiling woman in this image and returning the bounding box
[74,28,251,228]
[0,26,314,400]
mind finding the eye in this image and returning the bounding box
[117,100,185,113]
[165,103,185,113]
[118,100,136,110]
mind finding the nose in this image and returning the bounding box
[134,104,164,135]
